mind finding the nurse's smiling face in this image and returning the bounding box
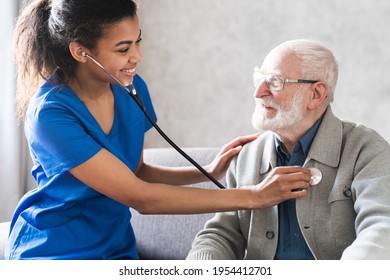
[85,17,143,87]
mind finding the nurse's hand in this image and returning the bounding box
[251,166,312,208]
[206,133,260,180]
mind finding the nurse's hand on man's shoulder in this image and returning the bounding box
[207,133,261,180]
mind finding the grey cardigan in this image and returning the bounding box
[187,107,390,260]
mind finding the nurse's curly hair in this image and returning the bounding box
[14,0,138,121]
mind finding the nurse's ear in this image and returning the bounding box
[69,42,89,63]
[307,81,328,110]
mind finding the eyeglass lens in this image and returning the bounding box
[253,73,285,91]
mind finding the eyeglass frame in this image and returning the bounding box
[253,67,319,92]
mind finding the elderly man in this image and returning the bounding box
[187,39,390,260]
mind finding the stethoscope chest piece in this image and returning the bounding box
[309,167,322,185]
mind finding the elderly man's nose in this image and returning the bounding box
[254,80,271,98]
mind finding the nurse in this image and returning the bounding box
[6,0,312,259]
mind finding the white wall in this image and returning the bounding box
[137,0,390,148]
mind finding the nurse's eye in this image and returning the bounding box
[118,48,130,53]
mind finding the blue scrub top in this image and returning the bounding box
[5,74,157,259]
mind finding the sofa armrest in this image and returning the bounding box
[131,147,224,259]
[0,222,10,260]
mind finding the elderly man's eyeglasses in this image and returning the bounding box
[253,68,319,92]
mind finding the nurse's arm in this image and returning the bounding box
[135,133,260,185]
[69,148,311,214]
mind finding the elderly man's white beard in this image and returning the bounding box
[251,91,305,132]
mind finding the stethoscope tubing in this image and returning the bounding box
[83,52,226,189]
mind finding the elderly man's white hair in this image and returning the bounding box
[278,39,338,104]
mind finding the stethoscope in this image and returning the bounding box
[82,52,226,189]
[82,52,323,189]
[308,167,322,185]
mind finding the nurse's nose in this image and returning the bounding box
[129,45,142,64]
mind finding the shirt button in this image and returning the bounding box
[294,233,300,238]
[266,231,275,239]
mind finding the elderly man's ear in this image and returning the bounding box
[307,81,328,110]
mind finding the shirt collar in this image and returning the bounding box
[275,115,324,159]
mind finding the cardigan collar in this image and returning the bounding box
[260,106,342,174]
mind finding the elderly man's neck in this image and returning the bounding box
[274,111,324,154]
[275,130,304,155]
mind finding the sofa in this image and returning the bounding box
[0,147,223,260]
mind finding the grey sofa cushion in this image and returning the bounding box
[131,147,223,259]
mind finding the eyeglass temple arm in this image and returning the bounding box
[285,79,318,84]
